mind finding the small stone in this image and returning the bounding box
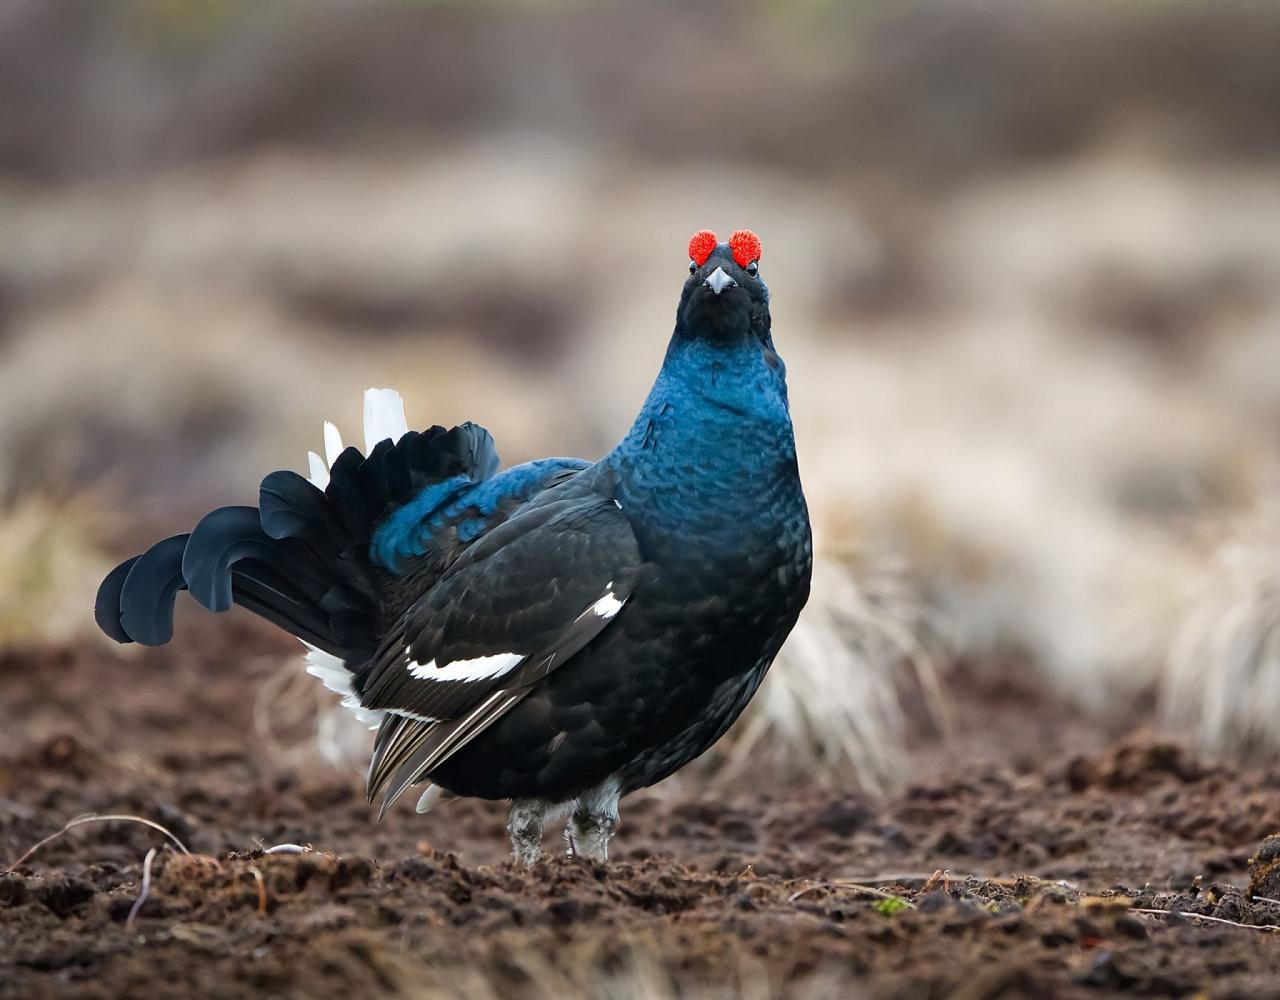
[0,872,27,907]
[1247,834,1280,901]
[1112,914,1149,939]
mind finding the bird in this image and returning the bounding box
[95,228,813,864]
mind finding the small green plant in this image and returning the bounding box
[873,895,911,917]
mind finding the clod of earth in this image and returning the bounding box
[1248,833,1280,901]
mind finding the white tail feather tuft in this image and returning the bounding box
[307,451,330,490]
[308,386,409,483]
[303,642,383,729]
[415,783,457,814]
[323,422,344,469]
[363,388,410,454]
[299,389,414,730]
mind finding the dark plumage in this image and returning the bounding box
[96,230,813,862]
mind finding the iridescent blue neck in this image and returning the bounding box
[604,332,798,535]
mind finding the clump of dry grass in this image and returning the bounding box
[0,495,109,647]
[713,553,946,794]
[1160,508,1280,759]
[253,653,375,771]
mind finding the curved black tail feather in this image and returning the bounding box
[94,421,500,665]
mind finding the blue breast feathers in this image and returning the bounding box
[369,457,591,572]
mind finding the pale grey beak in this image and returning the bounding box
[704,266,737,296]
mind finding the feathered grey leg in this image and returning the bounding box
[508,799,553,865]
[564,778,621,862]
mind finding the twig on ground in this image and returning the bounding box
[8,813,191,870]
[922,869,951,893]
[1253,895,1280,907]
[788,881,917,907]
[1131,908,1280,932]
[836,872,1077,890]
[125,847,158,928]
[249,866,268,916]
[263,843,311,855]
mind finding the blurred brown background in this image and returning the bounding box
[3,0,1280,782]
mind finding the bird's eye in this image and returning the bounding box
[746,261,759,278]
[689,259,697,275]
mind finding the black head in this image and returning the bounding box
[677,229,771,345]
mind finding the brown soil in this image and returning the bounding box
[2,619,1279,999]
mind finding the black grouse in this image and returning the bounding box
[95,229,813,863]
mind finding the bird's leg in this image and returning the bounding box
[508,799,552,865]
[564,779,621,862]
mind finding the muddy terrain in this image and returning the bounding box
[2,620,1279,999]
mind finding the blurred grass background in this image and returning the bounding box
[3,0,1280,784]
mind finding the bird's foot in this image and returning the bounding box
[508,798,553,865]
[563,778,620,863]
[565,813,615,862]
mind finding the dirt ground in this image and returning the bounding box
[2,618,1279,999]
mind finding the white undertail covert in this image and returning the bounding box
[302,388,411,728]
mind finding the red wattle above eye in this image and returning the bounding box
[729,230,762,268]
[688,230,718,267]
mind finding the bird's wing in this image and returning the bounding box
[366,455,591,574]
[355,492,645,814]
